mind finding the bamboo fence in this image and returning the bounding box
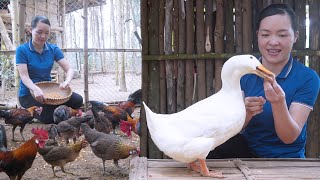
[140,0,320,158]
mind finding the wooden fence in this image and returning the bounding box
[140,0,320,158]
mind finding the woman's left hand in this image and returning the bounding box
[263,79,285,103]
[59,81,70,89]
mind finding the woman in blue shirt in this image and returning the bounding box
[208,4,319,158]
[16,16,83,124]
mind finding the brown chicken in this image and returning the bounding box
[116,89,141,116]
[38,140,88,177]
[93,111,113,134]
[48,114,93,144]
[53,105,83,124]
[89,100,139,134]
[0,128,48,180]
[80,123,139,175]
[0,106,42,141]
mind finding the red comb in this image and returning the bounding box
[31,127,49,139]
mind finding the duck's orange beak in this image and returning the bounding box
[255,65,275,82]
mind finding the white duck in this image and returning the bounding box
[143,55,274,177]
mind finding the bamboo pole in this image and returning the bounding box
[242,0,252,53]
[293,0,306,64]
[235,0,243,53]
[214,0,224,93]
[205,0,214,97]
[195,0,205,101]
[83,0,89,108]
[185,0,194,107]
[177,0,186,112]
[164,0,175,115]
[159,0,166,115]
[142,49,320,61]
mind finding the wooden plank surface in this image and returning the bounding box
[130,157,320,180]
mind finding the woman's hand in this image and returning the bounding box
[245,96,266,118]
[264,80,286,104]
[59,81,70,90]
[33,87,45,103]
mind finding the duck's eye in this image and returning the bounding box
[250,56,253,59]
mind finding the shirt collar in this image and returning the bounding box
[28,39,49,52]
[259,55,293,79]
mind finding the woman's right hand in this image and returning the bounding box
[33,87,45,103]
[244,96,266,119]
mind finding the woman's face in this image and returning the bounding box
[31,21,50,47]
[257,14,298,66]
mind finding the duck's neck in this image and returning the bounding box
[221,74,242,93]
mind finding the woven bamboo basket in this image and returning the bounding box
[31,81,72,105]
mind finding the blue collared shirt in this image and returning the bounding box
[16,40,64,96]
[240,56,320,158]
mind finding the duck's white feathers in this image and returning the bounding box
[144,55,262,163]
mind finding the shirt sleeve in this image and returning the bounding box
[53,45,64,61]
[16,46,28,64]
[293,70,319,109]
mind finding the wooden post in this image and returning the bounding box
[242,0,252,53]
[214,0,224,92]
[140,0,149,158]
[147,0,162,159]
[159,0,166,115]
[185,0,195,107]
[306,0,320,158]
[205,0,214,97]
[195,0,206,101]
[18,0,26,44]
[164,0,176,114]
[177,0,186,112]
[83,0,89,109]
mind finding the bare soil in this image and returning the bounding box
[0,109,140,180]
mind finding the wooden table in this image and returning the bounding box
[129,157,320,180]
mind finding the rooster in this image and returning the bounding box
[80,123,139,175]
[0,128,48,180]
[89,100,139,134]
[0,106,43,141]
[53,105,83,124]
[0,124,7,152]
[116,89,142,116]
[120,118,140,137]
[38,140,88,177]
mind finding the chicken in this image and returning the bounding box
[116,89,142,116]
[93,111,113,134]
[0,106,43,141]
[89,100,139,134]
[120,118,140,137]
[53,105,83,124]
[80,123,139,175]
[48,114,93,144]
[0,124,7,152]
[0,128,48,180]
[143,55,275,177]
[38,140,88,177]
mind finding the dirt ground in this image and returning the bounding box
[0,109,140,180]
